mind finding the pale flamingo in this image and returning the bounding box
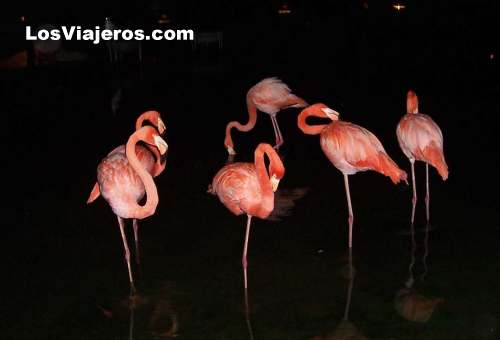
[88,126,168,293]
[397,90,448,224]
[208,143,285,290]
[87,111,166,263]
[224,77,308,155]
[298,103,408,249]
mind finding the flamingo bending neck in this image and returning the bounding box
[224,98,258,153]
[126,128,160,219]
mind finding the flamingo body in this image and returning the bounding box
[87,111,166,204]
[298,103,407,249]
[210,163,273,219]
[396,113,448,180]
[88,126,168,293]
[248,77,307,114]
[97,145,155,219]
[224,77,307,154]
[396,90,448,223]
[209,143,284,290]
[321,121,408,183]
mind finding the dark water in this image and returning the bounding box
[3,25,499,339]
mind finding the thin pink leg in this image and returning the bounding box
[411,161,417,225]
[343,247,354,320]
[118,216,136,294]
[270,115,283,150]
[133,219,140,265]
[244,287,255,340]
[242,214,252,290]
[343,174,354,249]
[425,163,430,222]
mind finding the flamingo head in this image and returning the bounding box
[141,126,168,156]
[269,154,285,192]
[226,145,236,155]
[301,103,340,121]
[320,106,340,121]
[406,90,419,114]
[224,135,236,155]
[137,111,166,136]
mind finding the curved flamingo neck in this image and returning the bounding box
[135,111,164,176]
[254,144,282,201]
[135,111,158,131]
[297,109,329,135]
[224,98,258,148]
[125,130,159,219]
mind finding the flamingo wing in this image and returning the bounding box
[96,145,156,217]
[250,77,307,114]
[211,163,261,216]
[322,122,407,183]
[397,114,448,179]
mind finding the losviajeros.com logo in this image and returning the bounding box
[26,26,194,44]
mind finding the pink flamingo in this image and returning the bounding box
[208,143,285,290]
[298,103,408,249]
[88,126,168,293]
[87,111,166,263]
[224,77,308,155]
[396,90,448,224]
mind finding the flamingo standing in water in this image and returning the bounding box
[88,126,168,293]
[396,90,448,224]
[297,103,408,249]
[224,77,308,155]
[208,143,285,290]
[87,111,166,263]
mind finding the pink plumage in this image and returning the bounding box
[396,90,448,224]
[224,77,308,154]
[298,103,408,249]
[208,143,285,290]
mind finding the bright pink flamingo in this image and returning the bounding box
[396,90,448,224]
[87,111,166,263]
[208,143,285,290]
[298,103,408,249]
[88,126,168,293]
[88,110,166,203]
[224,77,308,155]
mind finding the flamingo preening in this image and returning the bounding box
[224,77,308,155]
[396,90,448,224]
[297,103,408,249]
[208,143,285,290]
[87,126,168,293]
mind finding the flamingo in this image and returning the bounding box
[297,103,408,249]
[224,77,308,155]
[207,143,285,290]
[396,90,448,224]
[88,126,168,293]
[87,111,166,263]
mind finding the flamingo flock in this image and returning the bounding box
[87,78,448,294]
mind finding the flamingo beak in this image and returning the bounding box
[321,107,340,120]
[154,135,168,155]
[270,174,280,192]
[226,145,236,155]
[157,118,166,135]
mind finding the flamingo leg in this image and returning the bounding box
[244,287,255,340]
[343,247,354,320]
[425,163,430,222]
[118,216,136,294]
[133,219,140,265]
[411,161,417,225]
[270,115,283,150]
[242,214,252,290]
[343,174,354,249]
